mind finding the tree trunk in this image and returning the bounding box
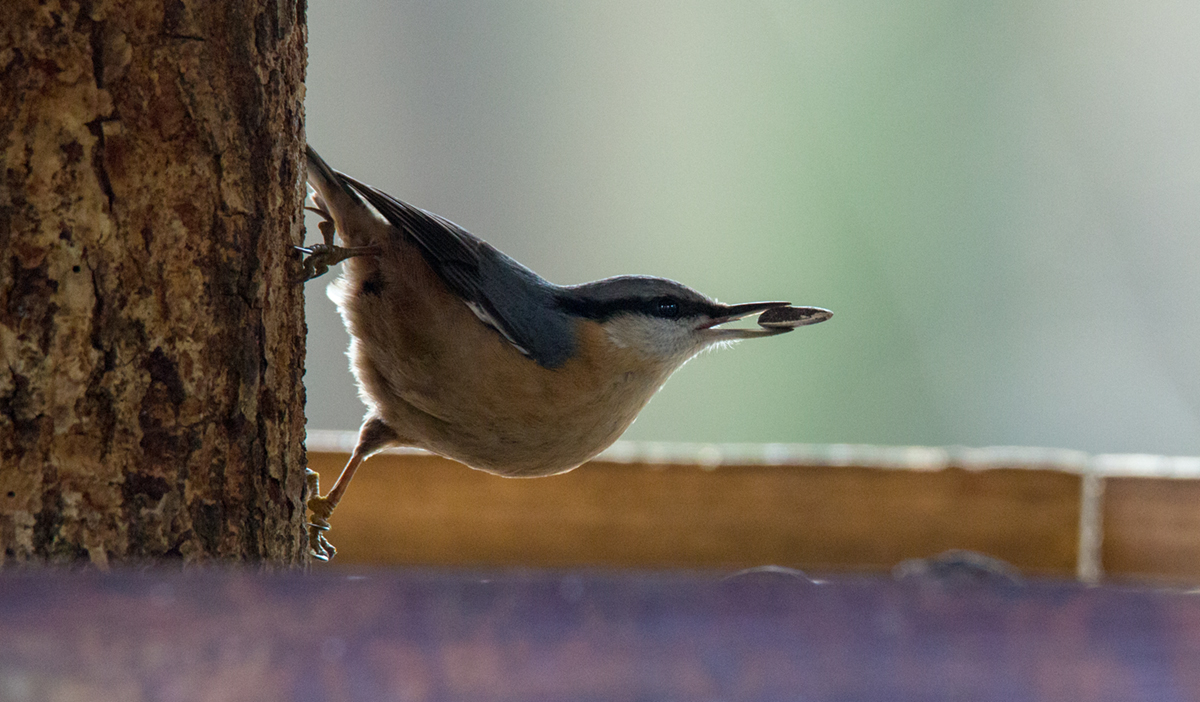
[0,0,309,565]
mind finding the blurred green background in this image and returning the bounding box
[303,1,1200,455]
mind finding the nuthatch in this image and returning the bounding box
[300,145,831,560]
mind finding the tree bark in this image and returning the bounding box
[0,0,309,565]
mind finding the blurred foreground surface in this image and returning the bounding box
[2,568,1198,702]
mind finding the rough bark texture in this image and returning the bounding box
[0,0,309,565]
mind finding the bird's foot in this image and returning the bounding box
[307,520,336,562]
[305,469,337,561]
[293,242,384,283]
[294,243,351,283]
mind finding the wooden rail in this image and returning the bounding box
[306,434,1200,583]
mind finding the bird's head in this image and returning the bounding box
[559,276,830,371]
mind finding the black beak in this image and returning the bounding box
[698,301,831,340]
[698,301,790,328]
[720,301,794,321]
[698,301,787,340]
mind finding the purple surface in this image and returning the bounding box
[0,568,1198,701]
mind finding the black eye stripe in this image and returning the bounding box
[557,291,716,322]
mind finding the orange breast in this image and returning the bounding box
[335,244,671,477]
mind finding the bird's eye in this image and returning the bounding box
[654,298,680,318]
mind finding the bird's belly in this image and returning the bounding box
[366,363,649,478]
[335,252,665,478]
[383,346,657,478]
[425,392,641,477]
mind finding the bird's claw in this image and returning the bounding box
[308,521,336,562]
[304,468,338,561]
[293,242,384,283]
[294,243,338,283]
[294,205,341,283]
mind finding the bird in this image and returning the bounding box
[299,145,831,560]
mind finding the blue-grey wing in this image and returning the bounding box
[340,175,577,369]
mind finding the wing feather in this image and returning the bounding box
[338,174,576,368]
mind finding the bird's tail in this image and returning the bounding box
[305,145,374,247]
